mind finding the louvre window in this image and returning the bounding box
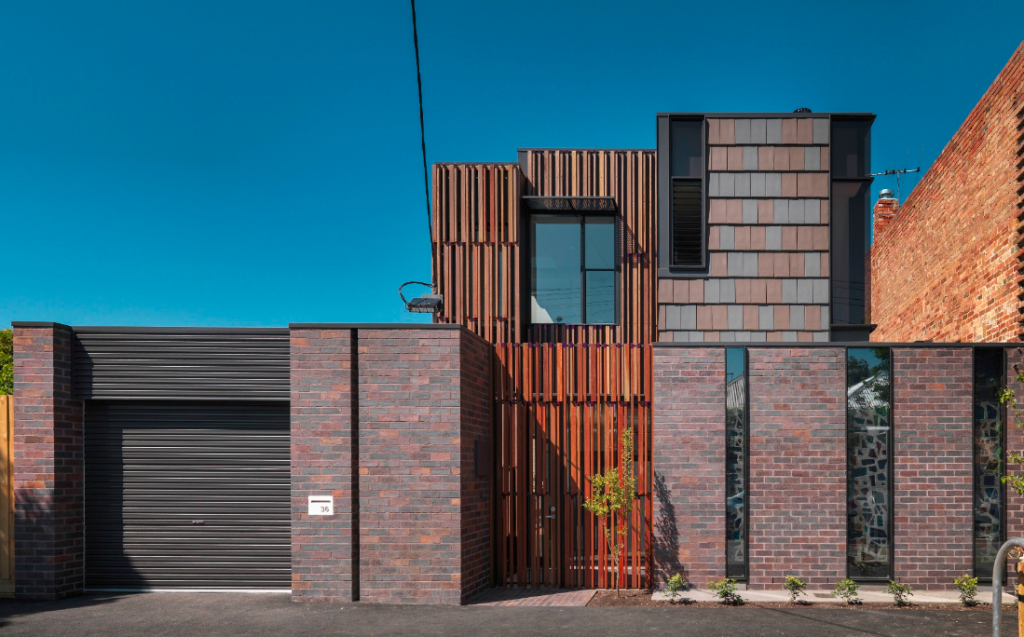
[669,119,705,268]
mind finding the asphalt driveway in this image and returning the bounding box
[0,593,1012,636]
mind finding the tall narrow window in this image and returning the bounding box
[974,347,1005,581]
[670,119,704,268]
[846,347,892,580]
[830,117,873,335]
[530,214,618,325]
[725,347,748,579]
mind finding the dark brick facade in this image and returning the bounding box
[12,323,84,600]
[651,347,725,587]
[892,348,973,587]
[290,326,492,604]
[290,327,357,601]
[746,348,846,587]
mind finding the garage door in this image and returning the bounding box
[85,401,291,590]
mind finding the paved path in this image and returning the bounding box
[0,592,1014,636]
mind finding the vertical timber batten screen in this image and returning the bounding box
[0,396,12,594]
[433,151,657,588]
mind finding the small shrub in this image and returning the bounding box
[830,578,861,605]
[886,580,913,607]
[783,575,807,603]
[666,573,687,602]
[953,574,978,607]
[708,578,744,606]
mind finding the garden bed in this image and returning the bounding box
[587,589,1015,612]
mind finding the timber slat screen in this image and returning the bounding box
[1,396,12,595]
[433,151,657,589]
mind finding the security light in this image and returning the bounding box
[399,281,443,314]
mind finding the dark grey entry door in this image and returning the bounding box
[84,401,291,590]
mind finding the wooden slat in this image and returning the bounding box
[0,395,13,594]
[433,151,656,589]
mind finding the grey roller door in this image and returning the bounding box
[85,401,291,590]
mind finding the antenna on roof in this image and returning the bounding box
[867,166,920,201]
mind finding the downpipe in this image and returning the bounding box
[991,538,1024,637]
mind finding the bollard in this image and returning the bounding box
[992,538,1024,637]
[1019,560,1024,637]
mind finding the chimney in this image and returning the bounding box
[873,188,899,236]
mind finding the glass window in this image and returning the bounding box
[831,120,871,178]
[974,347,1005,581]
[530,214,618,325]
[831,180,871,325]
[725,347,747,579]
[670,119,702,178]
[846,347,892,580]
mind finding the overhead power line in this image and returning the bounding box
[410,0,430,248]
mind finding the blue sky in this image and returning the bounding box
[1,1,1021,328]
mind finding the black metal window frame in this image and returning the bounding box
[845,346,895,582]
[829,114,875,334]
[657,114,708,277]
[527,210,621,326]
[972,346,1007,582]
[724,346,750,581]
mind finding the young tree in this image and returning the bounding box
[0,327,12,395]
[583,424,637,596]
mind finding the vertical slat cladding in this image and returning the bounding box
[0,396,12,588]
[84,401,291,589]
[73,329,291,400]
[432,151,656,589]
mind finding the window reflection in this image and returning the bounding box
[847,347,891,579]
[726,348,747,579]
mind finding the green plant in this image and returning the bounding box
[953,574,978,607]
[886,580,913,607]
[0,327,12,395]
[783,575,807,603]
[666,573,687,602]
[708,578,744,606]
[582,425,637,597]
[830,578,861,604]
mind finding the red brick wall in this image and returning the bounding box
[13,323,84,600]
[290,328,357,602]
[651,347,725,587]
[871,43,1024,343]
[892,348,972,587]
[459,332,493,602]
[747,348,846,588]
[290,325,492,605]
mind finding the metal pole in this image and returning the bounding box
[992,538,1024,637]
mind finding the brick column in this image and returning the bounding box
[892,348,972,587]
[290,328,357,602]
[12,322,84,600]
[651,346,725,587]
[748,347,845,588]
[289,325,492,604]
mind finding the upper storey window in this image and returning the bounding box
[530,215,618,325]
[669,119,705,268]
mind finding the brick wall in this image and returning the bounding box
[658,117,832,344]
[290,325,491,604]
[651,347,725,586]
[290,328,357,601]
[871,43,1024,343]
[458,332,493,602]
[747,348,845,587]
[358,328,464,604]
[892,348,972,587]
[12,323,84,600]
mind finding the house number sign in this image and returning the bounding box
[308,495,334,516]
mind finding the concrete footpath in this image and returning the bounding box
[0,592,1015,637]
